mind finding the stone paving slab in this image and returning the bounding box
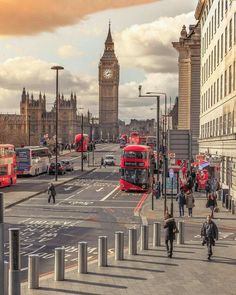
[21,239,236,295]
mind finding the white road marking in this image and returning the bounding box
[100,186,120,201]
[55,189,86,206]
[96,187,104,192]
[64,186,73,191]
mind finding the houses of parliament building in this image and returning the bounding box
[0,88,92,146]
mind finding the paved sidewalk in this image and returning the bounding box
[20,191,236,295]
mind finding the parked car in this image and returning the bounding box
[48,162,66,175]
[104,155,116,166]
[61,159,74,171]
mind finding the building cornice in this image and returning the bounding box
[195,0,206,20]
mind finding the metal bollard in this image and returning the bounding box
[54,247,65,281]
[229,197,232,211]
[9,228,21,295]
[4,261,8,295]
[128,228,137,255]
[140,225,149,250]
[153,222,161,247]
[177,221,184,245]
[115,232,124,261]
[78,242,87,274]
[231,200,235,214]
[225,194,229,209]
[28,255,39,289]
[98,236,107,267]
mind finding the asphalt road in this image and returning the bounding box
[3,144,144,281]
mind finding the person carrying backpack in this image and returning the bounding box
[176,189,186,217]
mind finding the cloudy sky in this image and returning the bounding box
[0,0,198,122]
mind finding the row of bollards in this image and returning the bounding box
[222,193,235,214]
[4,221,184,292]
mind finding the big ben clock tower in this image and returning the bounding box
[99,23,120,140]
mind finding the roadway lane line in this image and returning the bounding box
[100,185,119,201]
[96,187,104,192]
[55,189,87,206]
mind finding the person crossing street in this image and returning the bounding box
[48,182,56,204]
[201,215,218,260]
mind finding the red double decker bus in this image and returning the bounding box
[120,145,154,192]
[74,134,89,152]
[0,144,17,188]
[129,132,140,145]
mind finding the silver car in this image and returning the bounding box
[104,155,116,166]
[61,159,74,171]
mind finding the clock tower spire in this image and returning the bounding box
[98,22,120,141]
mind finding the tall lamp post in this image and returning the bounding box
[138,85,160,211]
[28,115,31,146]
[51,65,64,181]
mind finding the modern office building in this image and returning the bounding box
[195,0,236,200]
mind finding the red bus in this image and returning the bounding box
[74,134,89,152]
[120,145,154,192]
[129,132,140,145]
[139,136,147,145]
[0,144,17,188]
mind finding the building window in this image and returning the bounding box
[234,13,236,43]
[223,114,227,135]
[229,65,232,94]
[217,78,219,102]
[217,39,220,65]
[219,116,223,135]
[225,26,228,55]
[218,1,220,27]
[225,0,228,11]
[210,121,213,137]
[228,112,232,134]
[212,16,214,38]
[208,88,210,108]
[224,70,227,97]
[211,50,213,74]
[211,85,213,106]
[214,82,216,104]
[221,33,224,60]
[221,0,224,20]
[233,61,236,90]
[229,18,232,48]
[216,117,219,136]
[209,22,211,42]
[215,9,217,33]
[220,74,223,99]
[214,45,216,69]
[207,28,209,49]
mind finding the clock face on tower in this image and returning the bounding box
[103,68,113,79]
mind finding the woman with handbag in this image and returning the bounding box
[186,190,195,217]
[163,213,178,258]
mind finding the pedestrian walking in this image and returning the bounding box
[164,214,178,258]
[201,215,218,260]
[100,157,104,168]
[176,189,186,217]
[206,193,217,218]
[205,180,211,199]
[48,182,56,204]
[185,190,195,217]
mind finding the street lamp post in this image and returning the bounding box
[28,115,31,146]
[81,113,84,172]
[140,87,168,216]
[138,85,161,211]
[51,65,64,182]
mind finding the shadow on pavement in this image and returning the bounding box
[66,278,127,289]
[125,258,178,267]
[39,287,99,295]
[89,271,146,280]
[109,265,165,273]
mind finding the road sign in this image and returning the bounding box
[168,152,175,159]
[169,168,174,178]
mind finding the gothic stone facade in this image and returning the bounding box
[0,88,92,146]
[99,24,120,140]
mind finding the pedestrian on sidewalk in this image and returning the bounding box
[100,157,104,168]
[206,193,217,218]
[163,213,178,258]
[176,188,186,217]
[48,182,56,204]
[201,215,218,260]
[185,190,195,217]
[205,180,211,199]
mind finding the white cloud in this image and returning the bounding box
[115,11,195,73]
[57,45,83,58]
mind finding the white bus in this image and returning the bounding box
[16,146,50,176]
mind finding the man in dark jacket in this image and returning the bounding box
[48,182,56,204]
[176,189,186,217]
[201,215,218,260]
[164,214,178,258]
